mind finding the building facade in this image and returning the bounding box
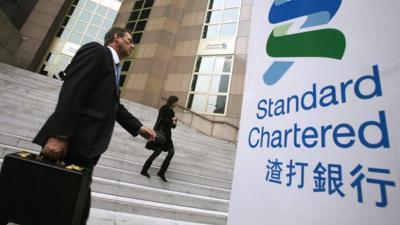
[114,0,251,141]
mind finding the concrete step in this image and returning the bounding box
[0,119,235,174]
[0,133,232,190]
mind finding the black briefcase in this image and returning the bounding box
[0,151,91,225]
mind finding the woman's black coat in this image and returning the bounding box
[145,104,176,151]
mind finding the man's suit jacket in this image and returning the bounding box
[33,42,143,158]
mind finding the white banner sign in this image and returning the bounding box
[228,0,400,224]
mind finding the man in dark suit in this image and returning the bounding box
[32,27,156,224]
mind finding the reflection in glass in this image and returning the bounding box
[223,56,232,72]
[210,75,229,93]
[207,95,227,114]
[220,23,237,37]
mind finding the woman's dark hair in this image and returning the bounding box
[166,95,179,107]
[104,27,131,46]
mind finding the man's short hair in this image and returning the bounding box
[104,27,132,46]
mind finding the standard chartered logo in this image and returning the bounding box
[263,0,346,85]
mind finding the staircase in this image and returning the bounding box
[0,63,236,225]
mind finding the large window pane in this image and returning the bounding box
[210,75,229,93]
[195,56,214,73]
[79,10,91,22]
[91,15,103,25]
[84,1,97,11]
[102,19,113,29]
[74,20,88,32]
[144,0,154,8]
[188,94,207,112]
[191,75,211,92]
[65,17,76,30]
[202,25,219,38]
[86,26,99,37]
[107,10,117,19]
[214,56,225,73]
[223,8,239,22]
[223,56,233,72]
[207,95,227,114]
[209,0,224,10]
[225,0,241,8]
[96,5,107,16]
[132,32,143,43]
[129,11,140,21]
[69,32,82,43]
[220,23,236,37]
[206,10,222,24]
[134,0,144,10]
[135,20,147,31]
[140,9,151,19]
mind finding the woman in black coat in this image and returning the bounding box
[141,96,179,182]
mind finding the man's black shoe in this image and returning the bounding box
[157,172,168,182]
[140,170,151,178]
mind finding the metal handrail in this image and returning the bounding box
[161,96,239,130]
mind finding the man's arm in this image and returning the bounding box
[116,103,156,140]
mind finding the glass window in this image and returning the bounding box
[91,15,103,25]
[76,0,85,7]
[71,8,81,18]
[65,17,76,30]
[121,61,132,71]
[214,56,225,73]
[140,9,151,19]
[191,75,211,92]
[84,1,97,11]
[210,75,229,93]
[97,29,106,40]
[209,0,224,9]
[144,0,154,8]
[126,22,136,31]
[225,0,241,8]
[132,33,143,44]
[74,20,88,32]
[223,8,239,22]
[129,11,140,21]
[223,56,232,72]
[56,27,64,38]
[86,25,99,37]
[102,19,113,29]
[135,20,147,31]
[69,32,82,44]
[67,6,76,16]
[107,10,117,19]
[220,23,236,37]
[96,5,107,16]
[60,28,71,40]
[195,56,214,73]
[188,94,208,112]
[202,25,219,38]
[206,10,222,24]
[81,35,94,44]
[133,1,144,10]
[79,10,91,22]
[61,17,70,27]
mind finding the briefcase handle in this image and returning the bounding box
[37,152,66,167]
